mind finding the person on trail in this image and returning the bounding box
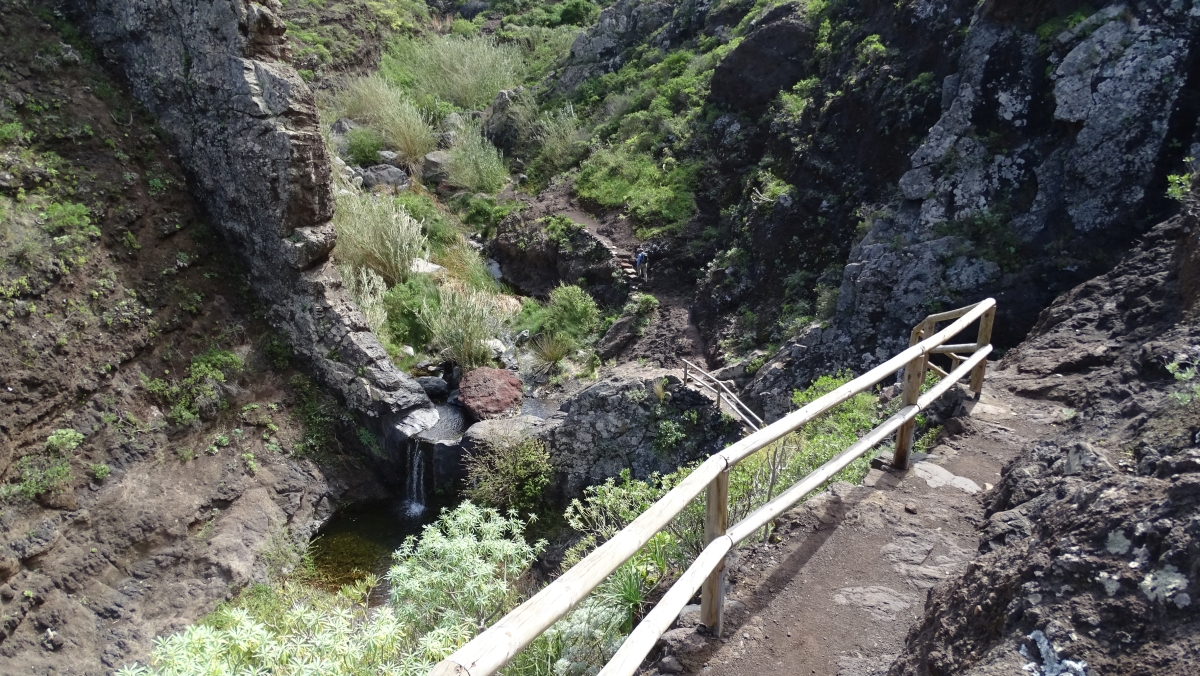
[635,250,649,281]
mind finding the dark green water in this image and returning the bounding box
[309,498,440,604]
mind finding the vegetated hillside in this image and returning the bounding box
[0,5,385,674]
[891,193,1200,675]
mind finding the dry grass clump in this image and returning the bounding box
[333,192,428,286]
[530,333,574,373]
[341,265,390,342]
[448,121,508,193]
[419,283,515,368]
[382,35,521,110]
[335,76,438,163]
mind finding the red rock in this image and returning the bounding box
[458,367,523,420]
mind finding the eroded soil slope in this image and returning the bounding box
[0,7,377,674]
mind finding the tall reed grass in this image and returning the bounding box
[381,35,521,110]
[335,75,438,163]
[333,192,428,287]
[419,284,514,368]
[448,121,508,193]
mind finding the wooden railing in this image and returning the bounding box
[681,358,764,431]
[431,299,997,676]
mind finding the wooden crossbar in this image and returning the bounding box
[430,299,996,676]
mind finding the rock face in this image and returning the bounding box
[546,374,741,500]
[889,214,1200,675]
[740,0,1200,421]
[458,367,524,420]
[63,0,435,441]
[709,6,815,113]
[489,209,626,303]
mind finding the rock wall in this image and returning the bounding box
[62,0,435,440]
[744,0,1200,420]
[890,214,1200,676]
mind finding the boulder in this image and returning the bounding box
[361,164,408,190]
[416,376,449,400]
[483,89,523,154]
[596,315,638,359]
[423,150,452,183]
[458,367,523,420]
[376,149,402,167]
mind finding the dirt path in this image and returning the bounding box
[646,380,1068,675]
[558,206,709,368]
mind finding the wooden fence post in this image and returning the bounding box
[893,321,929,470]
[969,307,995,396]
[700,469,730,637]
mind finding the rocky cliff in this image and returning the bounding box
[890,211,1200,675]
[61,0,435,440]
[732,0,1200,420]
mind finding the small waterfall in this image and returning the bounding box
[403,441,426,516]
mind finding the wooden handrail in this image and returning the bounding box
[431,299,996,676]
[681,358,765,428]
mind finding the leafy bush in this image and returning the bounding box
[14,456,73,499]
[653,420,686,453]
[89,463,111,480]
[145,349,243,426]
[333,192,428,286]
[0,121,31,145]
[45,428,84,453]
[381,35,521,110]
[383,274,440,349]
[575,148,697,235]
[543,284,599,342]
[856,34,887,64]
[118,503,544,676]
[336,75,438,163]
[448,122,508,193]
[464,433,552,512]
[556,0,599,26]
[345,127,384,166]
[419,285,512,368]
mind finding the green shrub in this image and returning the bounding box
[393,193,458,248]
[89,463,111,481]
[450,18,478,36]
[448,122,508,193]
[383,274,440,349]
[856,34,887,64]
[336,75,438,163]
[118,503,544,676]
[381,35,521,110]
[464,433,552,512]
[0,121,31,145]
[653,419,686,453]
[345,127,383,166]
[46,428,84,453]
[145,349,244,426]
[543,284,599,341]
[333,192,428,286]
[16,456,73,499]
[557,0,599,26]
[576,148,697,235]
[815,284,839,320]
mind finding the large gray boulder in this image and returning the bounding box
[65,0,435,441]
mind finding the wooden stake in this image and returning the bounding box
[893,321,929,470]
[700,469,729,636]
[970,306,995,396]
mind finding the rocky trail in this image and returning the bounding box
[645,378,1065,676]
